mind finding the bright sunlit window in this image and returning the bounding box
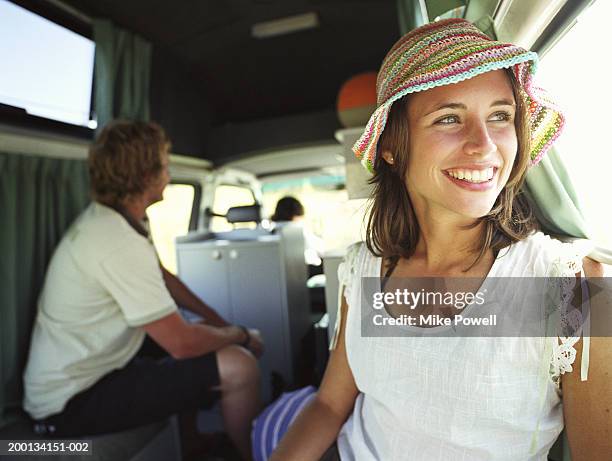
[262,176,367,252]
[0,0,96,128]
[210,185,256,232]
[536,0,612,248]
[148,184,196,274]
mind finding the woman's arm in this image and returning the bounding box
[562,258,612,460]
[270,291,359,461]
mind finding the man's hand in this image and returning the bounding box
[246,328,264,358]
[191,318,263,357]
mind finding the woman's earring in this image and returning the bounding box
[382,151,394,165]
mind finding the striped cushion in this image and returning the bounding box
[251,386,317,461]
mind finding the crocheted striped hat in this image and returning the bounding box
[354,18,564,173]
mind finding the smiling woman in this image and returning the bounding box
[269,18,611,461]
[368,67,536,271]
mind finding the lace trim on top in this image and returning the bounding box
[330,243,362,350]
[547,239,594,387]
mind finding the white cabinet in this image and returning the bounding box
[176,229,311,402]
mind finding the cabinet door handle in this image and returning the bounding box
[229,250,238,259]
[211,250,222,260]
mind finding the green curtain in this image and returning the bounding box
[425,0,466,22]
[397,0,428,34]
[93,19,151,130]
[397,0,467,34]
[0,153,90,429]
[524,149,590,239]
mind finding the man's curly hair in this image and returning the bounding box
[89,120,170,207]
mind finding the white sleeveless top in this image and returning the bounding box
[332,232,594,461]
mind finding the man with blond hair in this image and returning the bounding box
[23,120,262,460]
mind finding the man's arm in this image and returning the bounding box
[143,311,247,359]
[161,266,229,327]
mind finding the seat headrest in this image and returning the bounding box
[226,205,261,224]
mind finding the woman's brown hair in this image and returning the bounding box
[366,68,538,270]
[89,120,170,208]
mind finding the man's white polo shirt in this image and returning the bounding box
[23,202,177,420]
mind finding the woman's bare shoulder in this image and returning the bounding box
[582,256,607,277]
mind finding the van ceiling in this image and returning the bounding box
[64,0,399,126]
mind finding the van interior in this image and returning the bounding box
[1,0,609,460]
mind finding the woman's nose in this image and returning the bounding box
[463,120,496,157]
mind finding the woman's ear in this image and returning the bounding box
[381,150,395,165]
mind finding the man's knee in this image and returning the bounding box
[216,345,260,391]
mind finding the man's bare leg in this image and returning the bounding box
[216,345,261,461]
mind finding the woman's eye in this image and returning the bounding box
[489,111,512,122]
[435,115,460,125]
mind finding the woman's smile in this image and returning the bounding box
[442,166,499,191]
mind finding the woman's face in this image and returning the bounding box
[402,70,518,220]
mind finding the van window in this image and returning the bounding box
[148,183,198,274]
[536,0,612,247]
[210,184,256,232]
[262,175,366,252]
[0,0,96,128]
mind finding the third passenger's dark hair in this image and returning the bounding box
[271,196,305,222]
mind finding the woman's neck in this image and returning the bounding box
[410,206,491,275]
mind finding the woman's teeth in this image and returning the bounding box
[446,167,495,183]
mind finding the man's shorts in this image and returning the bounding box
[36,338,221,437]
